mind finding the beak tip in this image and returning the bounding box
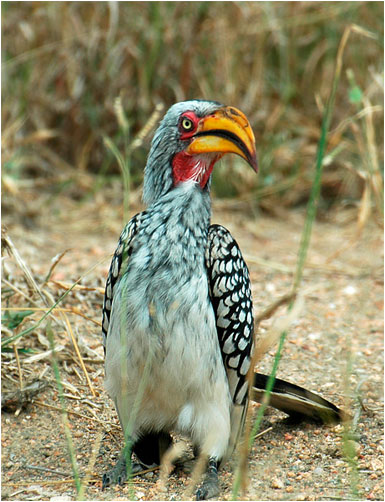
[249,153,258,173]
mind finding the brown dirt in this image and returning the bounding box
[1,193,383,501]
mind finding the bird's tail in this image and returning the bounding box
[251,373,348,424]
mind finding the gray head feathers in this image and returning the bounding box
[142,100,223,206]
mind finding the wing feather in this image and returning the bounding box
[205,224,254,405]
[102,213,141,351]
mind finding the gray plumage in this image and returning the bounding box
[103,181,252,458]
[102,100,344,499]
[102,99,255,499]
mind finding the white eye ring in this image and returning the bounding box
[181,117,194,131]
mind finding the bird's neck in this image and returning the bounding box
[148,181,212,236]
[143,147,218,207]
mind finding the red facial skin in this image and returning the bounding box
[172,111,221,189]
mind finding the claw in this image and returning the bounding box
[196,473,219,500]
[102,456,127,490]
[196,458,219,500]
[117,473,126,485]
[102,473,111,491]
[102,450,144,490]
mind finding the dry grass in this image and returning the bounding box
[2,2,383,214]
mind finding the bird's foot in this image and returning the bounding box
[196,471,219,500]
[102,452,143,489]
[196,458,219,500]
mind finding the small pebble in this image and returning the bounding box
[271,477,284,489]
[343,285,357,295]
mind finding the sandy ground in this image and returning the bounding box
[1,191,383,501]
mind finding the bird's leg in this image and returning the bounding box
[196,457,219,500]
[103,432,173,489]
[102,439,143,489]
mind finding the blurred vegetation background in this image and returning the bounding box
[2,1,384,220]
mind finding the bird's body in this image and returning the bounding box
[101,100,343,499]
[105,182,234,462]
[102,100,257,498]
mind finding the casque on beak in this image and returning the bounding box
[185,106,258,172]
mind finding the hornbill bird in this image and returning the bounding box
[101,100,343,499]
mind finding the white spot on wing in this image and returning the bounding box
[228,354,240,369]
[238,337,248,351]
[218,317,230,329]
[223,337,235,354]
[112,257,119,278]
[240,357,250,375]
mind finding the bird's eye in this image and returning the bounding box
[181,117,194,131]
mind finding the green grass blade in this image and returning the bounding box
[47,323,83,497]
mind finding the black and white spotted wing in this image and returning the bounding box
[205,224,254,405]
[102,213,141,352]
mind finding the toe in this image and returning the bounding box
[196,476,219,500]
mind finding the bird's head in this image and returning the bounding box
[143,100,257,205]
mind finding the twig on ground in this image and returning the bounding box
[252,291,305,367]
[254,292,297,326]
[68,307,102,326]
[1,278,64,344]
[62,312,96,397]
[3,480,90,488]
[2,478,152,487]
[2,227,47,305]
[24,464,70,477]
[33,400,120,429]
[23,346,65,364]
[2,254,110,348]
[43,249,72,285]
[253,426,273,440]
[2,279,48,311]
[13,343,23,390]
[49,279,105,295]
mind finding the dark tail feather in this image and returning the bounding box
[252,373,348,424]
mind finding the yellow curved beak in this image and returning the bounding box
[186,106,258,172]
